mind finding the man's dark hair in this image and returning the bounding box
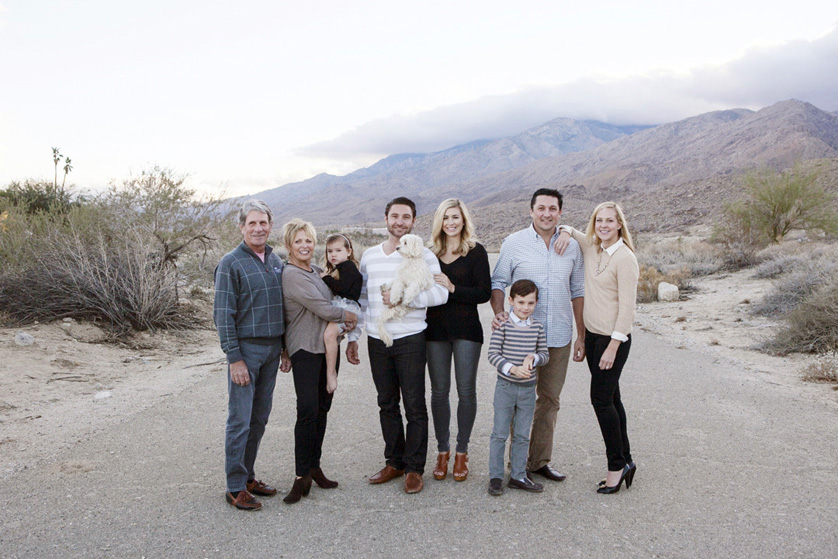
[385,197,417,218]
[530,188,563,210]
[509,279,538,300]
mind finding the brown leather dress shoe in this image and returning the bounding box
[433,452,450,480]
[225,490,262,510]
[369,465,405,485]
[404,472,424,494]
[452,452,469,481]
[246,479,277,496]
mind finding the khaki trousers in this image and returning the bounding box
[527,344,571,471]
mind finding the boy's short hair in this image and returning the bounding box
[509,279,538,300]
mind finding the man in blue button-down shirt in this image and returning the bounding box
[490,188,584,483]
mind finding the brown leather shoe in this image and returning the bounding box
[452,452,469,481]
[225,490,262,510]
[369,465,405,485]
[404,472,424,494]
[433,452,450,480]
[246,479,277,496]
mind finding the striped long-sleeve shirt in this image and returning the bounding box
[487,316,549,386]
[350,242,449,342]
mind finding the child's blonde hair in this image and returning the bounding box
[324,233,360,276]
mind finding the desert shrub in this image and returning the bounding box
[0,179,82,216]
[0,227,197,336]
[636,265,690,303]
[801,351,838,384]
[752,258,838,317]
[752,254,807,279]
[767,276,838,353]
[712,201,768,269]
[637,237,724,276]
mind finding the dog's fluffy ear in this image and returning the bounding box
[399,234,423,258]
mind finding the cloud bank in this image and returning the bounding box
[301,26,838,159]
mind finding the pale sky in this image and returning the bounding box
[1,1,836,196]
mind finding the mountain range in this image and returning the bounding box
[252,99,838,246]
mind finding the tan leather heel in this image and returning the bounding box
[433,451,450,480]
[452,452,469,481]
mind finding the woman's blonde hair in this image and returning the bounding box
[282,218,317,251]
[323,233,360,275]
[585,201,635,252]
[430,198,477,257]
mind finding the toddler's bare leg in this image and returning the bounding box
[324,322,340,393]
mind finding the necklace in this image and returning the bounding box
[595,251,610,276]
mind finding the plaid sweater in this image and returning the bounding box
[213,242,285,364]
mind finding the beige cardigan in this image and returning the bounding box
[566,227,639,338]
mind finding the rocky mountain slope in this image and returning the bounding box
[253,100,838,240]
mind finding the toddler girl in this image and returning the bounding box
[320,233,362,393]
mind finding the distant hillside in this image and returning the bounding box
[252,100,838,243]
[254,118,650,224]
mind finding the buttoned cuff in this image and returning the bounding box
[501,363,513,375]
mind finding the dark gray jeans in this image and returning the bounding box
[225,339,282,493]
[426,339,482,453]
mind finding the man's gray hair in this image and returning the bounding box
[237,199,273,226]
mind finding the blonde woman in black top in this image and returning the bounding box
[426,199,491,482]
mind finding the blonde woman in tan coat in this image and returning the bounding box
[555,202,639,494]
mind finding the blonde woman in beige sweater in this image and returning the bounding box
[555,201,639,494]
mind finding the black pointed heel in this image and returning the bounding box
[625,462,637,488]
[597,463,631,494]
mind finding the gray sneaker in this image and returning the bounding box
[488,478,503,496]
[508,476,544,492]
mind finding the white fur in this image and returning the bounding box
[377,234,434,346]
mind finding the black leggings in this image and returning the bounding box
[585,332,633,471]
[290,350,336,476]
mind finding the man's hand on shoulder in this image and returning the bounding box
[491,311,509,331]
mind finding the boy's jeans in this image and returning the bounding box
[489,376,536,481]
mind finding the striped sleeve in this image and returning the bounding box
[487,323,512,374]
[534,323,549,367]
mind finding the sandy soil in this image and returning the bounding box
[1,266,834,480]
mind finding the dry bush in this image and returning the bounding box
[752,254,807,279]
[767,276,838,353]
[0,217,198,337]
[801,351,838,384]
[637,237,725,276]
[752,259,838,317]
[637,265,690,303]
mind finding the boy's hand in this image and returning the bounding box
[522,354,535,372]
[508,365,532,379]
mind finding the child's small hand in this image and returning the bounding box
[522,354,535,372]
[509,365,532,379]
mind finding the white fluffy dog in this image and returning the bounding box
[377,234,434,347]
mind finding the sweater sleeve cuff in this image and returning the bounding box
[226,348,244,364]
[611,331,628,342]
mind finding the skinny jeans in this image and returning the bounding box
[290,349,336,477]
[585,331,633,471]
[367,333,428,474]
[426,339,482,453]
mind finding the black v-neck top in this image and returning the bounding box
[425,242,491,343]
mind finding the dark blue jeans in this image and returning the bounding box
[367,333,428,474]
[225,339,282,492]
[585,332,633,471]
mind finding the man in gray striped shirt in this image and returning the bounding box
[346,197,449,494]
[490,188,585,483]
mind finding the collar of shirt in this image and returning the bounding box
[529,223,559,242]
[509,312,533,326]
[603,238,624,256]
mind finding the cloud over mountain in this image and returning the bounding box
[300,26,838,159]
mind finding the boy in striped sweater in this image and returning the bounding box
[487,279,550,496]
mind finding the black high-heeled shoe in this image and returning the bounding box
[597,463,631,494]
[625,462,637,488]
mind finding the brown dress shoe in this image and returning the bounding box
[404,472,424,494]
[225,490,262,511]
[433,452,450,480]
[452,452,469,481]
[369,465,405,485]
[246,479,277,496]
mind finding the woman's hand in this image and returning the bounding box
[554,230,572,255]
[599,340,622,370]
[434,273,455,293]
